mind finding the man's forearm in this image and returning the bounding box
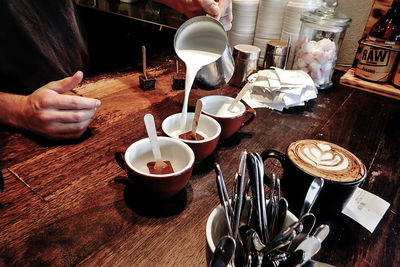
[0,92,25,128]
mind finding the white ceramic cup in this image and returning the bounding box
[200,95,256,140]
[162,113,221,161]
[206,198,297,253]
[115,136,195,198]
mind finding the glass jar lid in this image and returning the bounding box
[301,0,351,28]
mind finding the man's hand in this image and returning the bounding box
[156,0,233,31]
[202,0,232,31]
[11,71,101,140]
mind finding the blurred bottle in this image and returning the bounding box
[392,60,400,87]
[355,0,400,82]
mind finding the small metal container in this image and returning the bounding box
[229,44,261,87]
[263,41,288,69]
[195,44,235,90]
[174,16,235,90]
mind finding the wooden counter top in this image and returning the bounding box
[0,65,399,266]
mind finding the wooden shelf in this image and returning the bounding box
[339,68,400,100]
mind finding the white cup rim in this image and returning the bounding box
[206,199,298,252]
[124,137,195,178]
[162,113,221,144]
[200,95,246,119]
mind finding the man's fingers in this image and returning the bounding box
[201,0,219,16]
[39,109,96,123]
[42,119,93,140]
[216,0,232,29]
[48,71,84,94]
[41,94,101,110]
[200,0,232,31]
[219,14,232,31]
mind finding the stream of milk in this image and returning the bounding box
[175,19,227,131]
[176,50,220,130]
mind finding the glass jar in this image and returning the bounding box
[292,0,351,89]
[280,0,322,68]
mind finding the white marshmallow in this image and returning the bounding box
[309,61,321,73]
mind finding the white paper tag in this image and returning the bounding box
[342,187,390,233]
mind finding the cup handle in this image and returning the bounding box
[114,146,127,171]
[261,149,285,164]
[260,149,286,180]
[242,108,256,127]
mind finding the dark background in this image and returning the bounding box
[76,2,184,76]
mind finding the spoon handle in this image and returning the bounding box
[299,177,324,217]
[313,224,330,243]
[209,236,236,267]
[215,164,233,237]
[144,114,162,162]
[233,151,247,239]
[228,83,251,112]
[192,99,202,137]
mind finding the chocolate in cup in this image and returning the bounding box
[261,139,367,221]
[162,113,221,162]
[115,137,195,199]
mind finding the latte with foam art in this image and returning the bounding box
[287,140,365,183]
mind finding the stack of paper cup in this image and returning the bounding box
[253,0,289,67]
[280,0,322,68]
[228,0,260,46]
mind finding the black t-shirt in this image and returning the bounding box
[0,0,89,94]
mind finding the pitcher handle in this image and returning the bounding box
[261,149,285,164]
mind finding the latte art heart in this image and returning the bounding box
[301,145,349,171]
[317,143,331,152]
[287,139,365,183]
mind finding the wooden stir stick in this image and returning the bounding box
[191,99,203,139]
[228,83,251,112]
[142,45,148,80]
[144,114,168,169]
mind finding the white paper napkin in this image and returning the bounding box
[242,68,317,111]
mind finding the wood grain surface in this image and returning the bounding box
[0,66,399,267]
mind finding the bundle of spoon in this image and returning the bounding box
[211,151,329,267]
